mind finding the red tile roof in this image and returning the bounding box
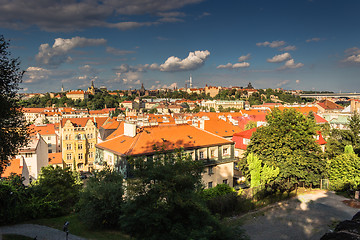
[61,117,108,128]
[316,100,344,110]
[30,124,56,135]
[48,152,63,165]
[97,124,232,156]
[1,158,23,178]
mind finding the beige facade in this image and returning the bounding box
[66,90,89,100]
[61,119,98,172]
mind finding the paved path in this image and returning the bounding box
[0,224,86,240]
[240,190,359,240]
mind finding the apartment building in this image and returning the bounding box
[95,123,239,188]
[60,117,107,172]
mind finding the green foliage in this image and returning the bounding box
[245,108,325,192]
[329,145,360,191]
[246,153,279,188]
[78,168,124,229]
[0,35,29,173]
[201,183,235,200]
[121,149,241,240]
[32,166,82,215]
[245,121,257,130]
[247,153,261,188]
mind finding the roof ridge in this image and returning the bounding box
[191,125,233,143]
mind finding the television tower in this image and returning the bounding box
[189,74,193,88]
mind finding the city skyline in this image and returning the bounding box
[1,0,360,93]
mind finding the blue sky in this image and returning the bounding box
[1,0,360,93]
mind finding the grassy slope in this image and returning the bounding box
[27,214,129,240]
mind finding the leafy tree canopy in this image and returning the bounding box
[245,108,326,191]
[0,35,29,173]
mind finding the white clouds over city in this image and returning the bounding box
[36,37,107,66]
[256,40,286,48]
[267,53,291,63]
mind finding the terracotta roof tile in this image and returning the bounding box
[1,158,23,178]
[48,152,63,165]
[30,124,56,135]
[97,124,232,156]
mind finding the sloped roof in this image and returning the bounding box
[316,100,344,110]
[200,118,242,138]
[30,124,56,135]
[48,152,63,165]
[61,117,108,128]
[23,108,46,113]
[97,124,232,156]
[1,158,23,178]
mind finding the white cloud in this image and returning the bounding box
[276,80,290,87]
[36,37,107,66]
[279,45,297,51]
[150,82,178,90]
[238,54,251,62]
[296,79,300,84]
[154,50,210,72]
[306,37,321,43]
[278,59,304,70]
[343,55,360,63]
[267,53,291,63]
[106,47,135,55]
[217,62,250,69]
[23,67,51,83]
[256,40,286,48]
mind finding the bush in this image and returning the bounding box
[77,168,124,229]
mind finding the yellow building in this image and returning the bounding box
[61,117,107,172]
[66,90,89,100]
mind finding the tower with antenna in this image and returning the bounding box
[189,74,193,88]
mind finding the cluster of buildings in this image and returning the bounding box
[3,87,360,189]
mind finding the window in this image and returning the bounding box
[210,149,215,158]
[199,151,204,159]
[89,142,94,149]
[66,163,72,169]
[90,133,93,139]
[48,136,51,140]
[88,152,93,159]
[66,153,72,160]
[77,163,84,169]
[48,143,51,147]
[25,153,32,158]
[78,144,83,150]
[66,144,72,150]
[78,153,83,160]
[223,179,228,184]
[48,149,52,153]
[208,166,214,175]
[223,147,228,155]
[208,182,213,188]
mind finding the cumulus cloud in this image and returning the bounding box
[342,47,360,63]
[238,54,251,62]
[217,62,250,69]
[150,82,178,90]
[278,59,304,70]
[110,64,143,85]
[150,50,210,72]
[306,37,321,42]
[106,47,135,56]
[23,67,51,83]
[279,45,297,51]
[36,37,107,66]
[0,0,203,32]
[256,40,286,48]
[276,80,290,87]
[267,53,291,63]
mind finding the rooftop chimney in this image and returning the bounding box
[124,122,137,137]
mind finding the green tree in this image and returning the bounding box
[329,145,360,191]
[246,153,279,188]
[245,108,326,192]
[245,121,257,130]
[32,166,82,215]
[78,168,123,229]
[0,36,29,174]
[121,149,241,240]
